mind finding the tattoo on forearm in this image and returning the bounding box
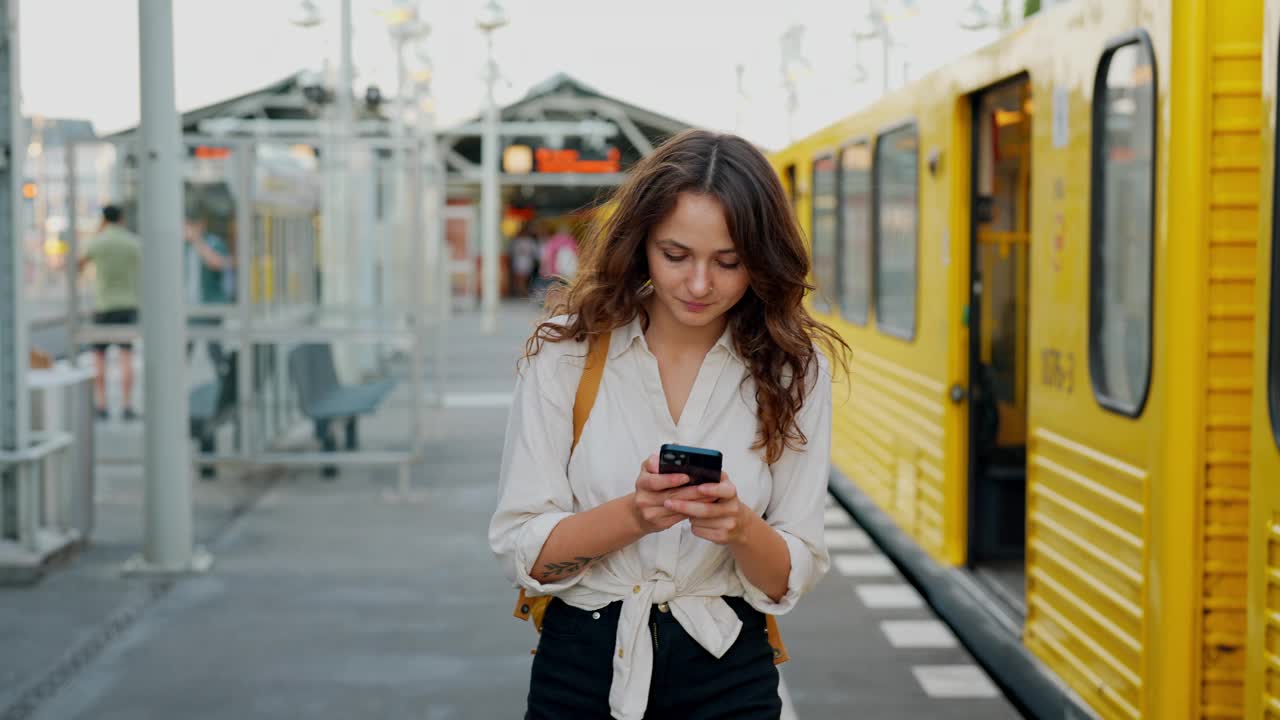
[541,555,603,578]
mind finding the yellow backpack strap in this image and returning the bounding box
[514,332,612,632]
[766,614,789,664]
[572,332,611,453]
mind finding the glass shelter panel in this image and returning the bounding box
[840,142,872,325]
[874,125,919,339]
[25,138,117,360]
[1090,39,1156,417]
[67,134,442,481]
[810,155,838,314]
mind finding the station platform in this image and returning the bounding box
[1,302,1025,719]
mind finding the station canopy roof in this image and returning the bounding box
[446,72,697,214]
[105,71,388,140]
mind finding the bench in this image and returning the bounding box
[189,352,239,479]
[287,343,396,476]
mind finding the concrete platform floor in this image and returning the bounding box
[2,302,1024,719]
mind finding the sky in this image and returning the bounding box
[18,0,1007,151]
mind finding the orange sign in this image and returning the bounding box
[194,146,232,159]
[535,147,620,174]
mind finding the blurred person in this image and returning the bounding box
[509,223,539,298]
[531,227,552,298]
[78,204,140,421]
[184,215,233,367]
[490,130,850,719]
[541,225,580,283]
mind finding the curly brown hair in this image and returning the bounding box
[524,129,848,464]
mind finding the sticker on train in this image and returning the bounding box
[1040,347,1075,393]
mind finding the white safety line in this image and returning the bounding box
[823,507,853,527]
[911,665,1000,698]
[832,554,896,577]
[824,527,872,551]
[854,583,924,609]
[880,619,958,649]
[442,391,513,408]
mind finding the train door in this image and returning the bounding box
[967,76,1032,613]
[784,163,798,212]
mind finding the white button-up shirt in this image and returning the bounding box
[490,315,832,720]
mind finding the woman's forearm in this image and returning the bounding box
[529,494,646,584]
[730,511,791,603]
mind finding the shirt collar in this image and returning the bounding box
[608,312,740,362]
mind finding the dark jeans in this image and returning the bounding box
[91,308,138,352]
[526,596,781,720]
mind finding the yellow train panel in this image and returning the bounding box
[1027,429,1147,720]
[1201,2,1262,716]
[839,347,948,554]
[1249,2,1280,715]
[777,1,1269,718]
[1022,7,1164,719]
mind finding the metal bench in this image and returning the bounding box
[287,343,395,476]
[189,352,239,479]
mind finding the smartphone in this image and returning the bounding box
[658,443,723,485]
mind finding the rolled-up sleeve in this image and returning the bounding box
[489,351,587,596]
[737,354,832,615]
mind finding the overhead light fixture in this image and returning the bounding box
[290,0,323,28]
[476,0,508,33]
[958,0,993,31]
[503,145,533,175]
[853,4,881,40]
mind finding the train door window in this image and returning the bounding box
[811,154,839,313]
[784,164,798,211]
[1089,34,1156,417]
[840,141,872,324]
[874,124,919,339]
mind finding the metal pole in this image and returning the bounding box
[131,0,205,574]
[425,104,448,406]
[0,0,27,541]
[880,15,890,96]
[326,0,354,313]
[64,143,79,367]
[390,33,406,322]
[234,142,253,459]
[337,0,354,153]
[479,34,500,334]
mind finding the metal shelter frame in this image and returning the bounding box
[69,132,448,495]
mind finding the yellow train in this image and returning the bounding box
[1248,2,1280,717]
[772,1,1273,717]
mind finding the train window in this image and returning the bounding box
[840,141,872,325]
[811,154,839,313]
[784,164,798,211]
[874,124,919,340]
[1089,34,1156,417]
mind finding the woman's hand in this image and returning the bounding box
[663,473,752,546]
[631,454,715,535]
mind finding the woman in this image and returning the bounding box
[490,129,848,720]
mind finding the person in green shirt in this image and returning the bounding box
[79,205,141,421]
